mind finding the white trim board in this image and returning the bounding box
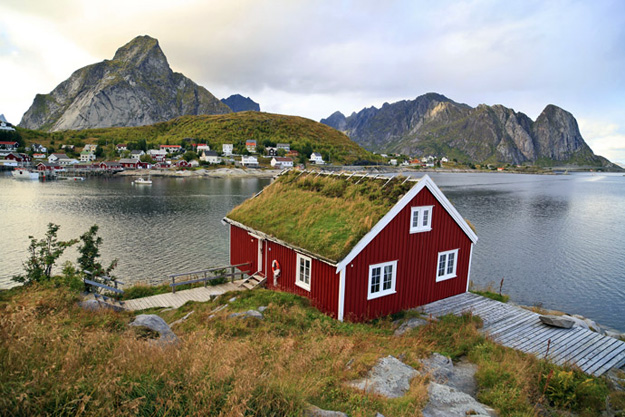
[336,175,478,273]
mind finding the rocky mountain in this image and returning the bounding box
[321,93,613,166]
[221,94,260,112]
[19,35,231,131]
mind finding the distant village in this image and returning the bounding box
[0,132,468,176]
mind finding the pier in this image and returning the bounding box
[123,280,246,310]
[419,292,625,376]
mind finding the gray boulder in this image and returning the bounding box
[129,314,178,343]
[423,383,497,417]
[78,299,124,312]
[419,353,454,382]
[394,317,429,336]
[303,405,348,417]
[539,315,574,329]
[228,310,264,320]
[419,353,478,396]
[348,355,418,398]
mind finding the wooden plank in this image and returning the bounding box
[553,332,609,366]
[427,295,488,316]
[501,321,554,348]
[497,320,549,348]
[576,337,623,371]
[421,293,478,314]
[455,298,498,316]
[486,313,539,339]
[422,292,477,310]
[539,328,597,355]
[520,329,569,357]
[512,324,573,350]
[592,346,625,377]
[585,342,625,376]
[535,328,591,362]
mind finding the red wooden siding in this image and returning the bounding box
[229,225,258,274]
[343,187,473,321]
[263,240,340,318]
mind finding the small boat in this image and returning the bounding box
[12,168,39,180]
[132,176,152,185]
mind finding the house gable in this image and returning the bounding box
[341,185,475,320]
[336,175,477,273]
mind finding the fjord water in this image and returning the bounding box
[1,172,623,332]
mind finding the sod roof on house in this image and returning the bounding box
[225,170,416,262]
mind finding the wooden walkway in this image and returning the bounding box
[419,292,625,377]
[123,280,246,311]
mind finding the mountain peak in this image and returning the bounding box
[221,94,260,112]
[112,35,168,68]
[20,35,231,131]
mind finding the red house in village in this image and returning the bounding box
[224,170,478,321]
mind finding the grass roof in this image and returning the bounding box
[226,170,416,262]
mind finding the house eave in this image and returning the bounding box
[223,217,339,267]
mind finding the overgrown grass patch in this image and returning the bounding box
[470,289,510,303]
[0,285,620,417]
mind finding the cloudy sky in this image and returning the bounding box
[2,0,624,162]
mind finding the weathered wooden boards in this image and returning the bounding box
[123,280,246,311]
[419,292,625,377]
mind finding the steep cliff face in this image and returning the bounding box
[321,94,610,166]
[20,35,231,131]
[221,94,260,112]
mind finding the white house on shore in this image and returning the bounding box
[148,149,168,162]
[270,157,294,168]
[200,150,222,164]
[309,152,324,165]
[222,144,233,156]
[241,155,259,167]
[49,153,77,165]
[80,151,96,162]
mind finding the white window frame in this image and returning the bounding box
[410,206,433,233]
[295,253,311,291]
[367,260,397,300]
[436,249,459,282]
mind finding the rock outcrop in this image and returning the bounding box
[221,94,260,112]
[20,35,231,131]
[321,93,615,167]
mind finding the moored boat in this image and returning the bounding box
[132,176,152,185]
[12,168,39,180]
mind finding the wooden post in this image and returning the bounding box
[204,271,207,287]
[172,276,176,294]
[231,266,235,283]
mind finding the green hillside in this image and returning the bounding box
[17,112,379,164]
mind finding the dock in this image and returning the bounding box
[419,292,625,376]
[123,279,246,311]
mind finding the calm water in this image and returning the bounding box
[1,172,623,331]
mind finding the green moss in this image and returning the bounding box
[227,171,414,261]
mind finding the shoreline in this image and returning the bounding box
[115,167,282,178]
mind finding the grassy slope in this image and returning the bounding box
[227,171,414,261]
[0,282,618,416]
[17,112,378,165]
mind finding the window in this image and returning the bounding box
[436,249,459,282]
[410,206,433,233]
[296,253,311,291]
[368,260,397,300]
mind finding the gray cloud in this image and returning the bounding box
[2,0,625,159]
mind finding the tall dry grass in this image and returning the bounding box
[0,285,615,416]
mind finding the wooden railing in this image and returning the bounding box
[83,270,125,304]
[168,262,251,293]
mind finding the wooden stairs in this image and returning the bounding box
[239,274,266,290]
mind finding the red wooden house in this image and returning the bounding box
[224,171,478,321]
